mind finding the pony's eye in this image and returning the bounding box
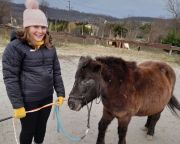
[82,87,88,93]
[86,79,94,85]
[81,80,87,86]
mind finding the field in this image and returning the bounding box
[0,43,180,144]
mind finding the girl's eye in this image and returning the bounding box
[33,26,39,29]
[41,26,47,30]
[33,26,46,30]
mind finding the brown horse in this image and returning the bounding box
[68,56,180,144]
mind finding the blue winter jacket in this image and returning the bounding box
[2,38,65,108]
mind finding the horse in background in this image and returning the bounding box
[68,56,180,144]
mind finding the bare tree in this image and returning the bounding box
[124,20,141,40]
[148,19,172,43]
[0,0,11,24]
[167,0,180,18]
[166,0,180,32]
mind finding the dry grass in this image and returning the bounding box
[56,43,180,67]
[0,42,179,67]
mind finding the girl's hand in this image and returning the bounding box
[13,107,26,119]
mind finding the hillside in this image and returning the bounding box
[9,2,163,25]
[10,2,120,24]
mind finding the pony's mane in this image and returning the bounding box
[96,56,137,81]
[96,56,137,69]
[78,56,92,70]
[96,56,126,67]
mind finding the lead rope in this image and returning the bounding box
[54,106,81,141]
[54,101,93,141]
[12,118,19,144]
[12,101,93,144]
[12,102,55,144]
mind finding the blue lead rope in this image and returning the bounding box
[54,106,81,142]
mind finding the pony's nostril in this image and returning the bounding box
[68,101,75,110]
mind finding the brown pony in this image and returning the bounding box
[68,56,180,144]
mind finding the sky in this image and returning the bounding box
[13,0,172,19]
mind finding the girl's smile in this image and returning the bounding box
[29,26,47,41]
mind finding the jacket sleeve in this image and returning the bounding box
[53,49,65,97]
[2,42,24,109]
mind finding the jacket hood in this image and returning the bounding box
[10,30,17,41]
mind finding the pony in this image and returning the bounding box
[68,56,180,144]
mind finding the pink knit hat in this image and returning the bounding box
[23,0,48,28]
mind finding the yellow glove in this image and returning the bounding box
[56,96,64,106]
[13,107,26,119]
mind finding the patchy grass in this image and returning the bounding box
[56,43,180,67]
[0,42,179,67]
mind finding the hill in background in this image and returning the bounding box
[10,2,161,25]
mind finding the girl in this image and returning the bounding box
[2,0,65,144]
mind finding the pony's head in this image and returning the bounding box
[68,56,133,111]
[68,56,102,111]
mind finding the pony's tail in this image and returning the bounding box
[168,95,180,117]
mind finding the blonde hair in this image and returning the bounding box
[16,28,53,48]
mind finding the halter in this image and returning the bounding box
[69,94,93,130]
[69,82,102,130]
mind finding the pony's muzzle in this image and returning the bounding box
[68,97,82,111]
[68,99,75,110]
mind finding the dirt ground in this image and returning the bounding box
[0,46,180,144]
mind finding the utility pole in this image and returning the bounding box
[67,0,72,33]
[67,0,71,11]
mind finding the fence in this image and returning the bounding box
[0,28,179,55]
[106,39,180,55]
[51,32,107,46]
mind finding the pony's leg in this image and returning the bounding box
[146,112,161,137]
[96,108,114,144]
[117,116,131,144]
[142,116,152,131]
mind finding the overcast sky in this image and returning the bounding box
[13,0,171,18]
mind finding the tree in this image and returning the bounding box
[0,0,11,24]
[167,0,180,32]
[113,24,128,38]
[166,0,180,45]
[123,20,141,40]
[148,19,171,43]
[167,0,180,18]
[138,23,152,41]
[162,29,180,46]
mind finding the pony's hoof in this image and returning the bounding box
[146,135,153,141]
[96,141,105,144]
[141,126,148,131]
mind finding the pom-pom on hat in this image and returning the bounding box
[23,0,48,28]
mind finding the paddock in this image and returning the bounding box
[0,45,180,144]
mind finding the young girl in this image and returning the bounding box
[2,0,65,144]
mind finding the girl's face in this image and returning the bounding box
[28,26,47,41]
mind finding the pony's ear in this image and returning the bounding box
[79,56,92,68]
[90,61,101,72]
[79,56,91,63]
[100,65,112,82]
